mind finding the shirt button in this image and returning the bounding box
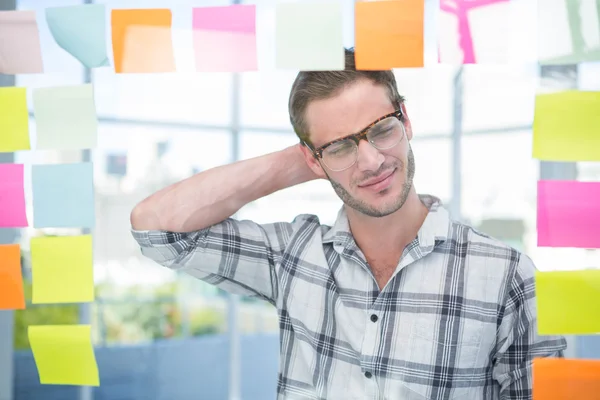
[370,314,378,322]
[364,371,372,379]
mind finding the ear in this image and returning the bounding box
[400,102,414,141]
[300,143,328,179]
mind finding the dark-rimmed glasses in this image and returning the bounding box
[303,110,406,172]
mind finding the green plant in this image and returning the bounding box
[189,308,224,336]
[13,281,79,350]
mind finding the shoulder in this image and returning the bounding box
[289,213,336,241]
[449,219,536,296]
[454,219,527,263]
[250,213,331,242]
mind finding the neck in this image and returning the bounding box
[346,186,429,252]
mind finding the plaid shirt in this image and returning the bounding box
[131,195,566,400]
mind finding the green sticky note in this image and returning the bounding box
[32,84,98,151]
[538,0,600,64]
[29,325,99,386]
[533,90,600,162]
[536,269,600,335]
[0,87,30,152]
[31,235,94,304]
[275,1,344,70]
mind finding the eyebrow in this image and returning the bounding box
[313,110,400,151]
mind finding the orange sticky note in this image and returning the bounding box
[533,358,600,399]
[355,0,425,70]
[0,244,25,310]
[111,9,176,73]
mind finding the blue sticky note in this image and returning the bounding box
[32,163,95,229]
[45,4,110,69]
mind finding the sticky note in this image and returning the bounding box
[535,269,600,334]
[533,91,600,162]
[537,180,600,249]
[0,10,44,74]
[32,163,95,229]
[0,164,28,228]
[111,9,176,73]
[32,84,98,151]
[439,0,513,64]
[30,235,94,304]
[533,358,600,399]
[29,325,99,386]
[46,4,110,69]
[355,0,424,69]
[193,5,257,72]
[275,2,344,71]
[0,87,30,152]
[0,244,25,310]
[538,0,600,65]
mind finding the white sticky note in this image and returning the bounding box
[275,2,344,70]
[32,84,98,151]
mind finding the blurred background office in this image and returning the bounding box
[1,0,599,399]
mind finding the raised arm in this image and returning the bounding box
[129,144,320,303]
[131,144,317,232]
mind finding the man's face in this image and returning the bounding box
[302,79,415,218]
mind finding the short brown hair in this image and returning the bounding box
[288,47,405,145]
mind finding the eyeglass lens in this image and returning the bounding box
[321,117,404,171]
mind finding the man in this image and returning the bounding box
[130,48,566,399]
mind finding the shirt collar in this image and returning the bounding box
[323,194,451,251]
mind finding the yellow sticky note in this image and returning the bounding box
[29,325,99,386]
[536,269,600,335]
[533,91,600,162]
[30,235,94,304]
[0,87,31,152]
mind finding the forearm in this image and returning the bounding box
[130,144,317,232]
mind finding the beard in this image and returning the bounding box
[327,145,415,218]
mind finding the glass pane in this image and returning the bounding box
[93,0,233,124]
[93,71,233,125]
[240,71,297,130]
[578,162,600,181]
[92,124,232,278]
[578,61,600,90]
[237,131,342,226]
[240,0,440,130]
[462,64,538,131]
[237,133,449,227]
[16,0,84,98]
[461,131,538,253]
[532,64,600,270]
[394,66,457,136]
[411,138,452,203]
[572,162,600,272]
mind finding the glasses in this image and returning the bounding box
[305,110,406,172]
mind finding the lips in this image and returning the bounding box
[359,169,396,187]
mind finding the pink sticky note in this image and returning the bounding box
[537,180,600,249]
[438,0,510,64]
[192,5,257,72]
[0,164,28,228]
[0,10,44,74]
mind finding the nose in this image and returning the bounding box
[356,140,384,172]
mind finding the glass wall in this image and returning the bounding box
[8,0,600,397]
